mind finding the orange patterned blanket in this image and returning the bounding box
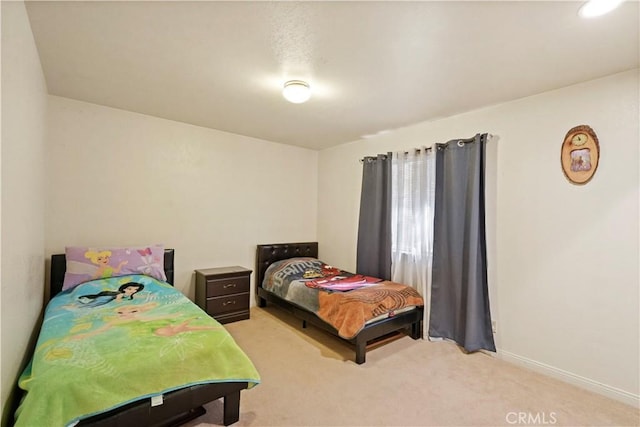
[317,281,424,338]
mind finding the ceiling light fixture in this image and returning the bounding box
[283,80,311,104]
[579,0,625,18]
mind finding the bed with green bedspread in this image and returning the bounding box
[15,273,260,427]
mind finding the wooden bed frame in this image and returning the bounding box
[47,249,248,427]
[255,242,423,364]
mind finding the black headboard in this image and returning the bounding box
[255,242,318,290]
[50,249,175,299]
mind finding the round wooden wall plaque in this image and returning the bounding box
[561,125,599,185]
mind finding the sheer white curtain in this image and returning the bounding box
[391,147,436,337]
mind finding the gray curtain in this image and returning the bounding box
[429,134,496,352]
[356,153,392,280]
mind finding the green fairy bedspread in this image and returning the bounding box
[15,274,260,427]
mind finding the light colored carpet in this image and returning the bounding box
[184,307,639,427]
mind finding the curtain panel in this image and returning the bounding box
[429,133,496,352]
[356,153,392,280]
[391,148,436,337]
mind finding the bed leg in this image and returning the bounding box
[302,320,307,329]
[257,296,267,308]
[223,390,241,426]
[411,321,422,340]
[355,340,366,364]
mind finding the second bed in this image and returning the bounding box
[255,242,424,364]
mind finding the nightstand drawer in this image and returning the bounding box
[206,293,250,314]
[206,276,250,297]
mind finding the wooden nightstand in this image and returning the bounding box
[195,266,252,324]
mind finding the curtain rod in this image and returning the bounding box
[359,133,497,163]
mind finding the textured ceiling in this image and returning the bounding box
[26,1,639,150]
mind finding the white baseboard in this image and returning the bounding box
[498,349,639,408]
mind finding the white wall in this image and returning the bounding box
[0,0,48,421]
[45,96,318,301]
[318,70,639,406]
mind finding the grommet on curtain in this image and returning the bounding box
[359,154,390,163]
[457,140,465,147]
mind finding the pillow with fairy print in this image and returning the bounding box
[62,245,167,291]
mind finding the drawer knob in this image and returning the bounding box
[223,300,236,306]
[223,283,237,289]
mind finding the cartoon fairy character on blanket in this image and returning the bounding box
[71,302,221,340]
[76,282,145,308]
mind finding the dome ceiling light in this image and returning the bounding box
[283,80,311,104]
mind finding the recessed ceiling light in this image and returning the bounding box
[579,0,625,18]
[283,80,311,104]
